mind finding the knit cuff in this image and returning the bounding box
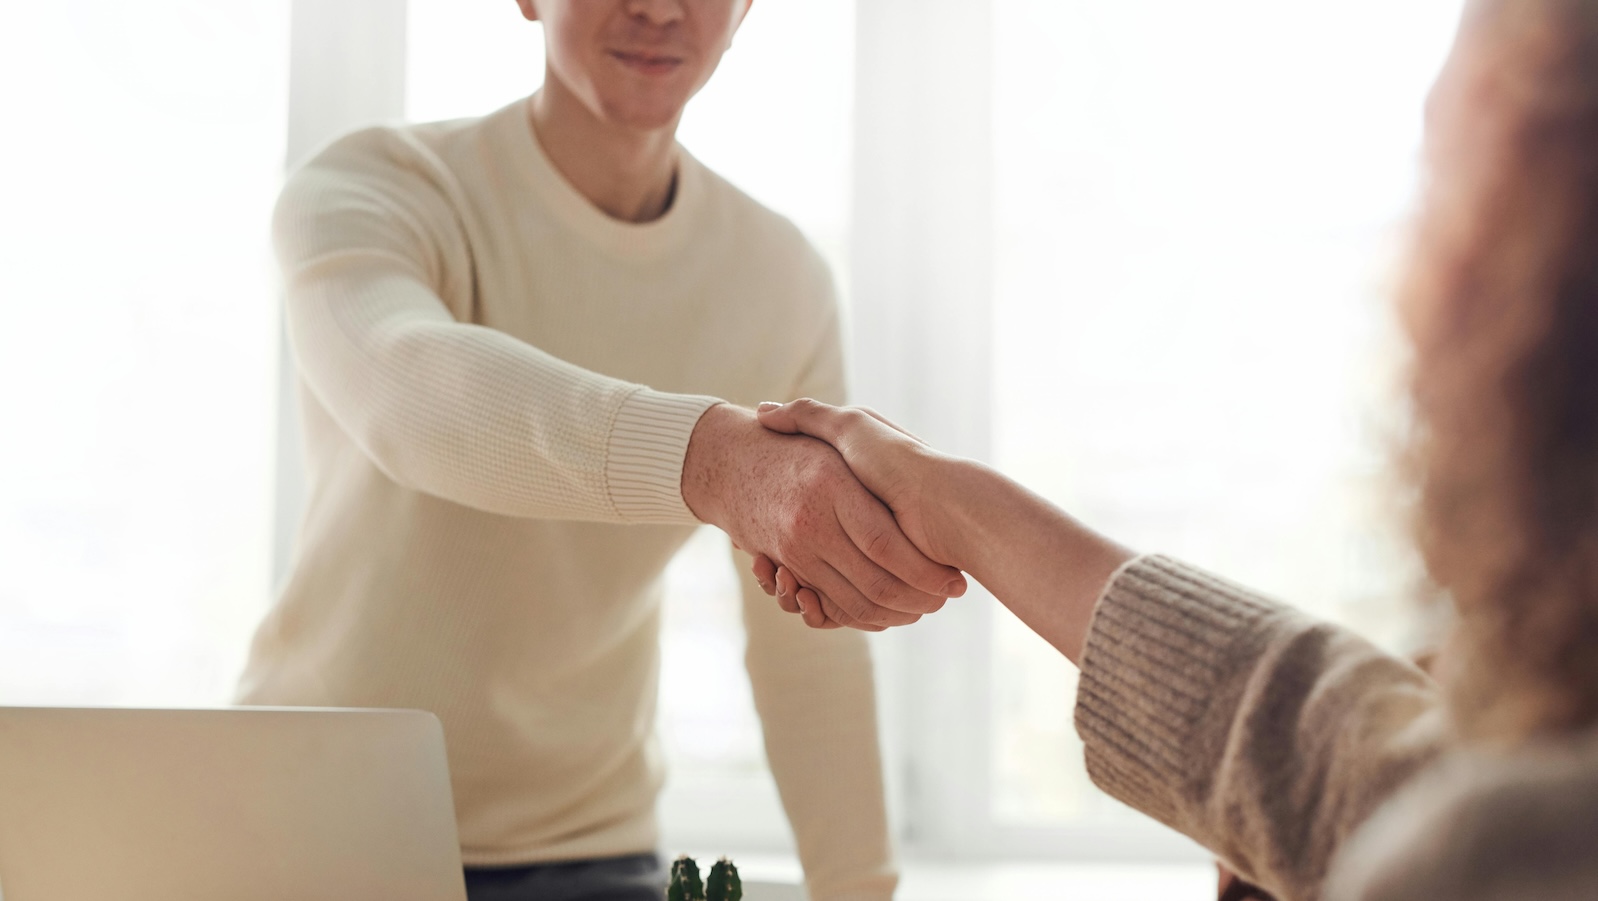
[605,388,725,524]
[1073,554,1283,826]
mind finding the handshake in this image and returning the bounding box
[681,398,967,632]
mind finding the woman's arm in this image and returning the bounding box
[753,399,1130,663]
[753,399,1451,899]
[923,457,1133,663]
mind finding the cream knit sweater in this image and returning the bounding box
[1079,555,1598,900]
[237,97,895,898]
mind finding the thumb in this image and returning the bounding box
[754,400,796,433]
[755,398,840,442]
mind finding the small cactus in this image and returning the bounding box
[667,855,704,901]
[706,857,743,901]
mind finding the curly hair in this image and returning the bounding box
[1404,0,1598,742]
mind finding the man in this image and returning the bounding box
[238,1,964,898]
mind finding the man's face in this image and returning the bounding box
[518,0,753,131]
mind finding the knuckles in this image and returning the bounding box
[790,397,823,415]
[861,569,898,607]
[861,526,896,566]
[756,422,939,632]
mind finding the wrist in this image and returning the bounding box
[680,402,750,525]
[936,460,1132,577]
[927,457,1001,571]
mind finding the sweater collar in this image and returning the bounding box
[492,95,704,263]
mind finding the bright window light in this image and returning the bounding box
[988,0,1466,826]
[0,1,288,705]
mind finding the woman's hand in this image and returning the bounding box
[751,398,1133,656]
[750,399,964,628]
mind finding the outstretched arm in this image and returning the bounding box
[682,405,962,628]
[277,129,711,524]
[752,399,1130,662]
[277,131,962,624]
[752,399,1450,899]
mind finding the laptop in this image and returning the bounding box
[0,706,468,901]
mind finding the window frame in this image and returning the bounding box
[274,0,409,588]
[850,0,1203,865]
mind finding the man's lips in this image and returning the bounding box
[608,49,685,76]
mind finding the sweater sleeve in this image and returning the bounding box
[274,128,722,523]
[1073,555,1448,901]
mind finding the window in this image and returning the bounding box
[985,0,1466,838]
[7,0,1476,872]
[0,1,287,706]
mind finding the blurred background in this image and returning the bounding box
[0,0,1465,895]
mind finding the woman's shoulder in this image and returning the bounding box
[1328,730,1598,901]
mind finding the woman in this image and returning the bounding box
[749,0,1598,898]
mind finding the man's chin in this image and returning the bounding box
[594,87,693,133]
[604,104,687,133]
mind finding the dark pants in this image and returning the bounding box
[465,853,667,901]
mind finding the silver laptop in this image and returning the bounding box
[0,706,468,901]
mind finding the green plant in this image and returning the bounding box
[667,856,703,901]
[706,857,743,901]
[666,855,741,901]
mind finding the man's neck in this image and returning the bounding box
[529,78,681,224]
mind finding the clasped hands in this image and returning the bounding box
[681,401,958,632]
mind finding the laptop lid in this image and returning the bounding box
[0,706,467,901]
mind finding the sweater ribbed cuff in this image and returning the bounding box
[1073,554,1282,827]
[605,388,724,524]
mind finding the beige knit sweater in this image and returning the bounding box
[1078,555,1598,901]
[237,96,895,898]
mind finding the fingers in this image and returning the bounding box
[812,589,883,631]
[751,554,778,596]
[856,406,927,445]
[781,560,891,630]
[744,404,958,629]
[756,489,961,628]
[758,398,925,447]
[821,521,948,619]
[774,563,886,632]
[773,565,803,615]
[839,498,966,603]
[770,564,840,628]
[794,587,842,629]
[755,397,848,442]
[807,559,919,629]
[752,554,801,616]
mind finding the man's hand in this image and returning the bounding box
[747,399,964,629]
[681,404,966,630]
